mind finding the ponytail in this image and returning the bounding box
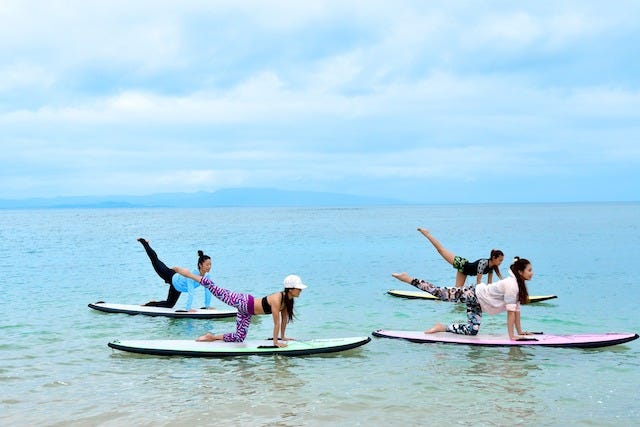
[510,256,530,304]
[283,289,295,322]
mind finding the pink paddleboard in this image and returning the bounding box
[372,329,638,348]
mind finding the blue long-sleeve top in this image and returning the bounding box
[171,270,213,310]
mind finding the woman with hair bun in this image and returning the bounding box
[392,257,534,340]
[138,238,213,312]
[418,228,504,287]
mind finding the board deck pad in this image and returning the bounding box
[89,301,237,319]
[372,329,638,348]
[108,336,371,357]
[387,289,558,303]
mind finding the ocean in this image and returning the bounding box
[1,203,639,426]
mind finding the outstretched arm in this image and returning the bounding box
[173,266,202,282]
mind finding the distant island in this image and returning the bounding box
[0,188,406,209]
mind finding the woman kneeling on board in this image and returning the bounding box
[138,238,213,312]
[391,257,534,340]
[173,268,306,348]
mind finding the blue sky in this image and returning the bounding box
[1,1,639,203]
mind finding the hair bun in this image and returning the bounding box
[198,250,204,257]
[513,256,520,263]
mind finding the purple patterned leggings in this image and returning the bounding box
[200,276,253,342]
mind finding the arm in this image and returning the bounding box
[486,271,494,284]
[495,266,503,280]
[507,310,517,340]
[270,294,287,348]
[507,310,530,340]
[183,286,196,312]
[203,287,212,308]
[173,266,202,282]
[280,308,290,341]
[475,273,483,284]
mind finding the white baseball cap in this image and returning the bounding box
[284,274,307,289]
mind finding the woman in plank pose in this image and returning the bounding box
[138,238,213,312]
[418,228,504,287]
[173,268,306,348]
[392,257,534,340]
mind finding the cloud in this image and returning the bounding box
[0,1,639,201]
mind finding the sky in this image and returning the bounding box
[1,1,639,204]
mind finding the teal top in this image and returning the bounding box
[171,270,212,310]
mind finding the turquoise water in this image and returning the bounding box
[1,204,639,426]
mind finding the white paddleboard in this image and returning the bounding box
[89,301,237,319]
[372,329,638,348]
[108,336,371,357]
[387,289,558,303]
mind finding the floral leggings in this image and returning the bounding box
[410,278,482,335]
[200,276,253,342]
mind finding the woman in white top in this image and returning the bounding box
[391,257,534,340]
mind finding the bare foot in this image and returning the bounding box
[417,227,430,237]
[391,272,413,284]
[196,333,216,342]
[425,322,446,334]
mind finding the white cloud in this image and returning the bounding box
[0,1,639,201]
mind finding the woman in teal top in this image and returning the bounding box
[138,238,213,312]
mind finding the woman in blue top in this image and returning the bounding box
[138,238,213,312]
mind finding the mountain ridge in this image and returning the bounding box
[0,188,407,209]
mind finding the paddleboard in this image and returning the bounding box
[372,329,639,348]
[387,289,558,303]
[88,301,237,319]
[108,336,371,357]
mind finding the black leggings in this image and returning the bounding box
[140,240,180,308]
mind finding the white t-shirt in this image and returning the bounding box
[475,272,520,315]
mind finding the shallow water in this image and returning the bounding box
[1,204,638,426]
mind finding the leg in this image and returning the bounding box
[418,228,456,265]
[199,277,250,311]
[223,312,252,342]
[392,273,469,303]
[197,277,253,342]
[455,271,466,288]
[144,285,181,307]
[446,298,482,336]
[196,332,224,342]
[138,238,175,284]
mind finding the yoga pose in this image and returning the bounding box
[392,257,534,340]
[173,268,307,348]
[418,228,504,287]
[138,238,213,311]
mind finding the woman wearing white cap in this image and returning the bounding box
[172,267,306,348]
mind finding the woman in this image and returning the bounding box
[172,268,307,348]
[418,228,504,287]
[138,238,213,312]
[391,257,534,340]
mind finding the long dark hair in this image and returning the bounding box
[283,289,295,322]
[197,250,211,270]
[510,256,530,304]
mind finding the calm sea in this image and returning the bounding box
[1,204,639,426]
